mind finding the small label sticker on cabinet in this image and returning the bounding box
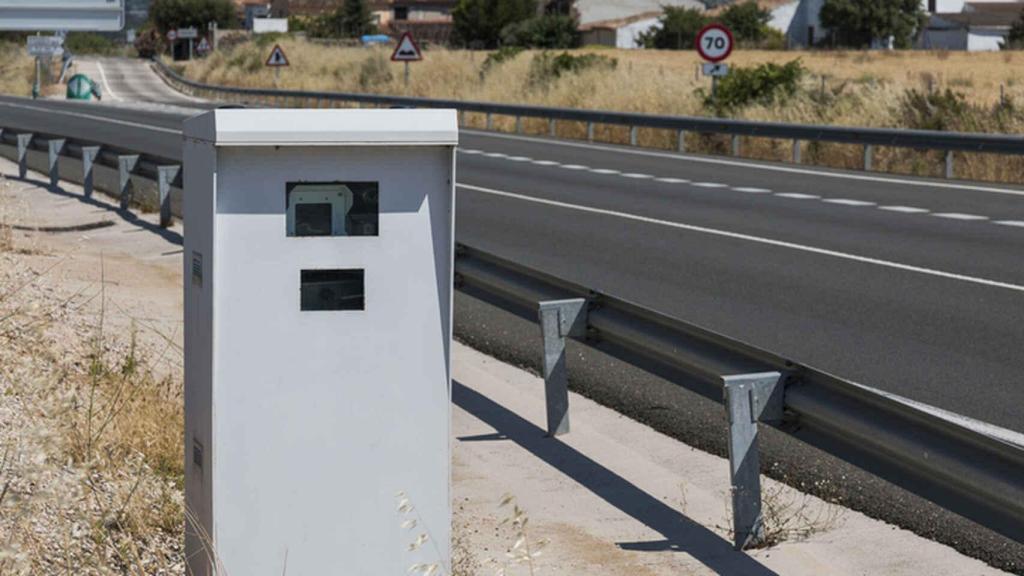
[191,251,203,287]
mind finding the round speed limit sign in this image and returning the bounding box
[695,24,734,63]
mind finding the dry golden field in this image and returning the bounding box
[176,39,1024,183]
[0,42,36,97]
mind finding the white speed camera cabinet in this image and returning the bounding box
[182,109,457,575]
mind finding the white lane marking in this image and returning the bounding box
[655,177,690,184]
[590,168,620,175]
[457,183,1024,294]
[95,61,121,102]
[994,220,1024,227]
[732,187,770,193]
[459,149,482,154]
[776,193,820,199]
[622,173,653,179]
[879,205,930,213]
[932,213,989,221]
[532,160,559,166]
[462,129,1024,198]
[0,100,181,135]
[693,182,728,188]
[506,156,531,162]
[561,164,588,170]
[823,198,876,206]
[484,152,507,158]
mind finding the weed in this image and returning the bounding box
[359,51,393,89]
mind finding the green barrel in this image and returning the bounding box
[66,74,97,100]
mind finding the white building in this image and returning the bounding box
[579,11,662,48]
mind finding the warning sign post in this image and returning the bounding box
[390,32,422,88]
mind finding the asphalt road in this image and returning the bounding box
[3,60,1024,570]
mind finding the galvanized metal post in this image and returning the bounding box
[537,298,587,437]
[731,135,741,157]
[117,154,140,211]
[629,126,638,147]
[945,150,954,179]
[459,110,465,127]
[587,122,595,142]
[792,139,801,164]
[548,118,556,137]
[46,139,65,188]
[81,146,100,198]
[515,115,522,134]
[677,129,686,153]
[723,372,784,551]
[863,144,873,172]
[486,112,493,131]
[16,133,32,179]
[157,165,181,228]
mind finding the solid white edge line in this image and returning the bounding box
[95,60,121,102]
[461,129,1024,198]
[0,100,181,135]
[457,182,1024,294]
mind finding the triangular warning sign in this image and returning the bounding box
[265,44,289,67]
[390,33,422,62]
[197,37,211,54]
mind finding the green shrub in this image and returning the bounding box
[133,28,165,58]
[452,0,537,49]
[703,59,805,112]
[500,14,580,48]
[480,45,524,77]
[719,1,772,44]
[358,52,392,88]
[65,32,119,55]
[527,51,616,87]
[638,7,708,49]
[898,88,971,131]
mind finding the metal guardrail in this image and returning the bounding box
[152,58,1024,179]
[5,106,1024,551]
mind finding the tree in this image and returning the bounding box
[719,1,771,44]
[452,0,537,48]
[1003,9,1024,49]
[638,7,708,49]
[341,0,376,37]
[501,14,580,48]
[819,0,926,49]
[150,0,236,34]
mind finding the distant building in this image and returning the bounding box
[574,0,701,27]
[579,11,661,48]
[269,0,343,17]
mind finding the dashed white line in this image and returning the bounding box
[823,199,876,206]
[655,177,690,184]
[693,182,728,188]
[994,220,1024,228]
[561,164,589,170]
[732,187,771,193]
[590,168,620,175]
[483,152,508,158]
[459,149,482,154]
[879,206,930,214]
[775,193,820,199]
[932,213,989,221]
[532,160,559,166]
[622,173,654,179]
[457,183,1024,294]
[506,156,531,162]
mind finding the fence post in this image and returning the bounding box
[158,165,181,228]
[81,146,100,198]
[792,139,801,164]
[46,139,65,188]
[723,372,784,550]
[630,126,638,147]
[537,298,587,437]
[117,154,140,211]
[486,112,493,131]
[677,129,686,153]
[16,133,32,179]
[587,122,594,142]
[863,144,873,172]
[731,135,741,157]
[945,150,954,179]
[548,118,556,137]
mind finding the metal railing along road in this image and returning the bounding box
[3,107,1023,552]
[153,58,1024,180]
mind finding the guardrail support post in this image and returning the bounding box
[731,135,741,157]
[945,150,954,179]
[630,126,638,147]
[863,144,873,172]
[486,112,493,131]
[515,115,522,134]
[677,129,686,153]
[16,133,32,179]
[81,146,100,198]
[157,165,181,228]
[586,122,595,142]
[548,118,556,137]
[538,298,587,437]
[459,110,465,127]
[723,371,783,550]
[46,139,65,188]
[117,154,140,211]
[792,139,801,164]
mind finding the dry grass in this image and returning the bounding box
[176,39,1024,183]
[0,42,35,98]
